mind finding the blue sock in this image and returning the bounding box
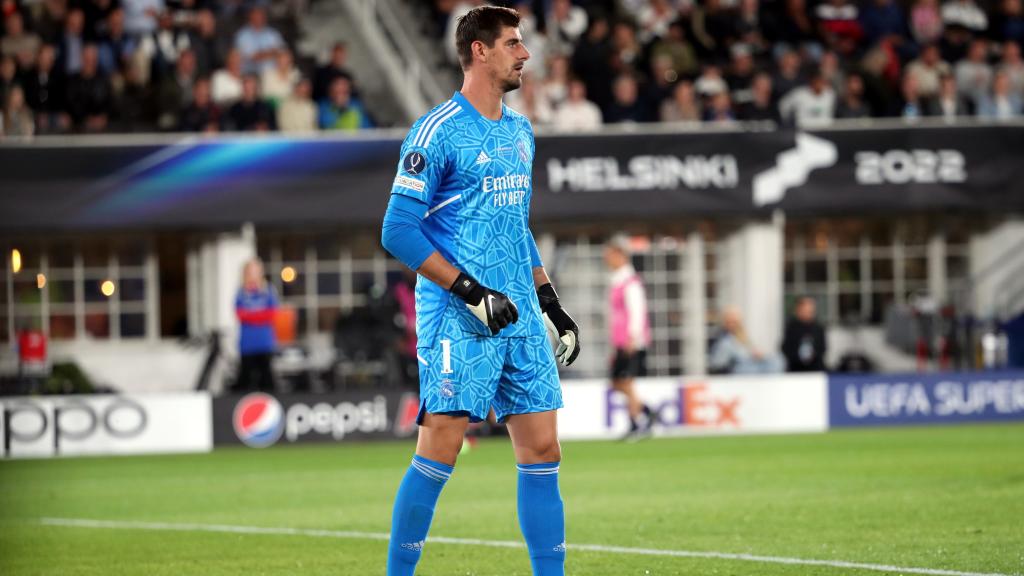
[387,455,453,576]
[517,462,566,575]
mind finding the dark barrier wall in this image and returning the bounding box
[3,123,1024,231]
[828,371,1024,427]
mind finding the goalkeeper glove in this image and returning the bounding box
[450,272,519,335]
[538,283,580,366]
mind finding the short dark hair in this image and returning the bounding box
[455,6,521,69]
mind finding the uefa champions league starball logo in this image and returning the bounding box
[233,393,285,448]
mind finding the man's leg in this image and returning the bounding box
[507,411,565,576]
[387,413,468,576]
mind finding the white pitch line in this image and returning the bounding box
[38,517,1012,576]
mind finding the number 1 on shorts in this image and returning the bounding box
[441,339,454,374]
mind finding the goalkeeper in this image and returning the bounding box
[379,6,580,576]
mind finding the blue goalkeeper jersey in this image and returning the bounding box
[389,91,544,347]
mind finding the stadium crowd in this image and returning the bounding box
[0,0,369,136]
[2,0,1022,136]
[435,0,1024,128]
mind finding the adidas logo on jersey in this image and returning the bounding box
[475,150,491,165]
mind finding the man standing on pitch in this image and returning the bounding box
[380,7,580,575]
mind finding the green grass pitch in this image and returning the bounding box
[1,423,1022,575]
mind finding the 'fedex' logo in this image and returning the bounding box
[605,383,741,429]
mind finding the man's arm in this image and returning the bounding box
[381,193,517,335]
[528,233,581,366]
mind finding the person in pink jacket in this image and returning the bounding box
[604,234,653,441]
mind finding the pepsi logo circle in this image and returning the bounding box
[233,393,285,448]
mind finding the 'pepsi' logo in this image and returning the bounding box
[233,393,284,448]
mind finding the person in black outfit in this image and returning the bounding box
[312,41,355,102]
[226,74,276,131]
[782,296,828,372]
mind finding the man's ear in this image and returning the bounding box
[473,39,487,63]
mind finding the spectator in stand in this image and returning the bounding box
[709,306,785,374]
[37,0,69,45]
[234,6,284,75]
[910,0,945,46]
[637,0,677,44]
[999,41,1024,98]
[98,8,133,76]
[234,258,277,393]
[836,73,872,118]
[897,72,926,118]
[691,0,735,60]
[773,49,805,101]
[277,77,316,133]
[780,72,836,127]
[734,0,768,53]
[977,70,1023,118]
[737,72,780,121]
[4,84,34,136]
[782,296,827,372]
[905,44,951,99]
[60,8,86,76]
[541,54,570,110]
[83,0,118,41]
[695,64,728,99]
[611,19,643,75]
[650,18,699,79]
[0,54,20,106]
[318,75,371,131]
[261,49,299,107]
[661,79,702,122]
[821,51,847,95]
[66,44,113,132]
[313,41,354,103]
[114,64,153,132]
[955,38,993,105]
[860,0,908,47]
[554,78,602,130]
[190,9,225,77]
[226,73,275,131]
[605,73,646,123]
[648,53,678,105]
[941,0,988,34]
[926,73,972,117]
[767,0,818,49]
[444,0,485,65]
[513,1,546,78]
[704,90,736,123]
[727,44,758,106]
[572,15,614,115]
[546,0,588,56]
[2,12,41,63]
[156,48,195,129]
[25,45,69,133]
[816,0,863,57]
[211,48,243,105]
[178,76,220,132]
[137,10,191,81]
[991,0,1024,45]
[123,0,164,38]
[505,72,553,125]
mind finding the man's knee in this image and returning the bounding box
[521,436,561,463]
[416,414,469,465]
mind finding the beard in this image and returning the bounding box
[500,69,523,93]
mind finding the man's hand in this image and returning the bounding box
[450,272,519,335]
[538,283,580,366]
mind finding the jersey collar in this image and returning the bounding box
[453,91,505,123]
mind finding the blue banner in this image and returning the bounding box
[828,371,1024,427]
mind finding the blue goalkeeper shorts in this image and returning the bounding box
[416,331,562,423]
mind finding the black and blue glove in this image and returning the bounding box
[538,283,580,366]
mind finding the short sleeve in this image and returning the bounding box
[390,119,449,204]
